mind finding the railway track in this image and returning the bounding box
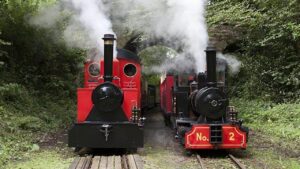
[69,154,143,169]
[196,153,246,169]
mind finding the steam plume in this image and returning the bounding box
[30,0,209,70]
[110,0,209,72]
[30,0,114,57]
[217,53,241,75]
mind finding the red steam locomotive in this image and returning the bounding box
[160,46,248,150]
[69,34,145,149]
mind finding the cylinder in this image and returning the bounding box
[205,46,217,87]
[102,34,116,82]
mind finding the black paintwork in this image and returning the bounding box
[103,34,115,82]
[197,72,207,89]
[68,122,143,148]
[194,87,228,119]
[205,46,217,87]
[87,82,127,122]
[86,106,128,122]
[92,82,123,112]
[174,87,190,118]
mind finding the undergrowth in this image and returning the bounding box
[0,83,76,167]
[232,98,300,151]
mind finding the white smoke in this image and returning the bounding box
[30,0,209,68]
[29,4,62,28]
[30,0,115,56]
[110,0,209,72]
[217,53,241,75]
[145,54,195,74]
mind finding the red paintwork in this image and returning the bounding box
[77,57,141,123]
[185,124,247,149]
[160,75,174,115]
[77,88,93,122]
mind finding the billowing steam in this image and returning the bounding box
[30,0,209,71]
[111,0,208,72]
[30,0,114,57]
[146,54,196,74]
[217,53,241,75]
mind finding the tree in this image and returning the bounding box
[0,0,84,96]
[207,0,300,102]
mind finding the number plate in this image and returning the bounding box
[185,124,247,149]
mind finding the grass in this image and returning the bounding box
[0,83,76,167]
[142,146,199,169]
[232,98,300,146]
[5,150,73,169]
[250,149,300,169]
[231,98,300,168]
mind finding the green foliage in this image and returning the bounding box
[0,1,84,166]
[0,0,84,97]
[207,0,300,102]
[139,45,177,85]
[0,83,76,166]
[232,98,300,145]
[0,83,30,103]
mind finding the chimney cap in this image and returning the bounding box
[205,45,216,52]
[102,34,116,40]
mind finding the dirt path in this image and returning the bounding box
[141,108,199,169]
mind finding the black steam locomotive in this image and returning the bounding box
[160,46,249,150]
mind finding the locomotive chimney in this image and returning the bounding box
[102,34,116,82]
[205,45,217,87]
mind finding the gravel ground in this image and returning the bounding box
[141,107,200,169]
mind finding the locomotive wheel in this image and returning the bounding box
[177,126,190,146]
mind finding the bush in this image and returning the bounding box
[0,83,76,166]
[0,83,30,103]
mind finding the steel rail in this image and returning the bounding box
[196,154,206,169]
[228,154,246,169]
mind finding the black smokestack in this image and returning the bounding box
[205,46,217,87]
[102,34,116,82]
